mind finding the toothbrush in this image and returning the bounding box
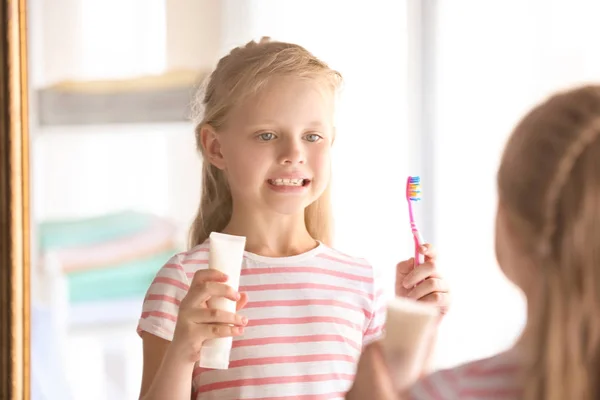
[406,176,425,266]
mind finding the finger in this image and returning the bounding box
[402,262,440,289]
[396,258,414,276]
[191,308,248,326]
[418,243,437,261]
[185,281,240,307]
[406,278,449,300]
[236,292,249,311]
[191,269,229,286]
[418,292,451,314]
[202,324,246,340]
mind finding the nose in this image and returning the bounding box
[278,137,305,165]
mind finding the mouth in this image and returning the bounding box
[267,178,311,187]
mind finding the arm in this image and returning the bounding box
[394,244,450,377]
[137,262,247,400]
[139,332,195,400]
[346,343,397,400]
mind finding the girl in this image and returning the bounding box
[137,37,450,400]
[349,84,600,400]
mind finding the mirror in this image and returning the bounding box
[5,1,600,399]
[11,1,415,399]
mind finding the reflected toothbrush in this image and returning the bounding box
[406,176,425,266]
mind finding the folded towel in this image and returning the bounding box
[67,249,177,303]
[52,218,178,273]
[39,210,162,252]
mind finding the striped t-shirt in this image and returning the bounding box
[408,348,522,399]
[137,240,386,399]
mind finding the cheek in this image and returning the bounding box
[222,145,270,193]
[310,147,331,177]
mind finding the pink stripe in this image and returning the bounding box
[244,299,371,318]
[241,266,371,283]
[232,334,362,351]
[317,253,371,269]
[163,263,184,270]
[146,294,180,306]
[247,316,362,331]
[182,258,208,265]
[153,276,189,291]
[196,373,355,393]
[239,282,372,300]
[194,354,354,376]
[141,310,177,322]
[231,354,355,367]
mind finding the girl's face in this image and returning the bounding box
[211,76,335,217]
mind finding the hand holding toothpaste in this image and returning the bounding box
[170,268,248,363]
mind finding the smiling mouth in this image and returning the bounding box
[267,178,311,187]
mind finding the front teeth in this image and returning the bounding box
[271,178,304,186]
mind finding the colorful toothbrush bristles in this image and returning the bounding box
[407,176,421,201]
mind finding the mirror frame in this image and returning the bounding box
[0,0,30,399]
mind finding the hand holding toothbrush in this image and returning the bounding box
[395,244,450,316]
[395,176,450,316]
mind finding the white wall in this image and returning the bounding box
[431,0,600,368]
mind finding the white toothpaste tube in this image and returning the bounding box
[199,232,246,369]
[380,296,439,391]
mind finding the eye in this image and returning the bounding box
[257,132,276,141]
[304,133,322,143]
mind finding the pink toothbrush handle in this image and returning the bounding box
[413,230,425,267]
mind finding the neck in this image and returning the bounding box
[222,205,317,257]
[514,281,542,359]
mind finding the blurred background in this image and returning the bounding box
[26,0,600,399]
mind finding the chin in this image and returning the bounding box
[264,199,313,216]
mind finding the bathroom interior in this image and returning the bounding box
[6,0,600,399]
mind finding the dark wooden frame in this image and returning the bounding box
[0,0,30,399]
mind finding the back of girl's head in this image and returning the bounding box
[189,37,343,248]
[497,85,600,400]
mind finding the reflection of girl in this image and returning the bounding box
[350,85,600,400]
[136,37,449,399]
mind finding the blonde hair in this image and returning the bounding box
[497,85,600,399]
[189,37,342,248]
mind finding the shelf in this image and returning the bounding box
[35,70,209,127]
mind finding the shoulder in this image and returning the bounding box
[171,240,211,276]
[317,243,374,270]
[317,244,385,303]
[408,349,521,399]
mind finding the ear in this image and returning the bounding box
[331,126,337,145]
[200,124,226,170]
